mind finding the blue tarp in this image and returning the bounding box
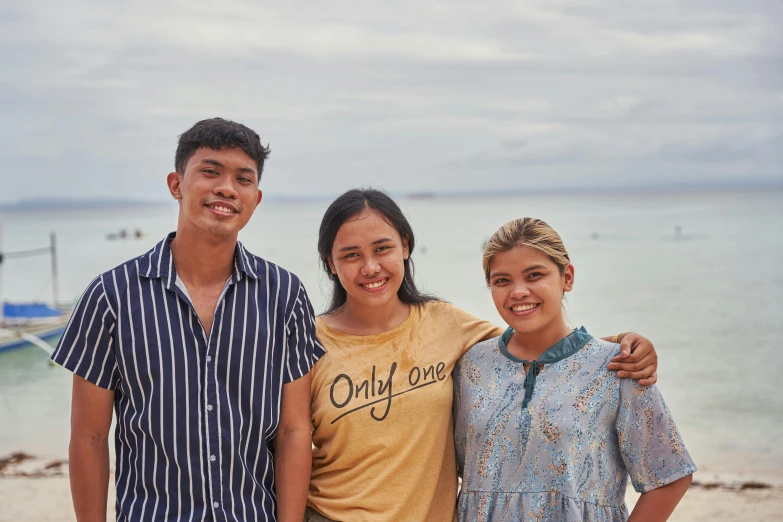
[3,302,63,318]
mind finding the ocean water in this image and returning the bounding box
[1,189,781,481]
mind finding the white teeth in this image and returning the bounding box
[211,205,233,213]
[365,279,386,289]
[512,304,537,312]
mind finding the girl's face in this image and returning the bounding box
[328,209,409,310]
[488,245,574,335]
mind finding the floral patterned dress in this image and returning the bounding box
[454,327,696,521]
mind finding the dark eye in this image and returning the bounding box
[343,252,358,259]
[527,272,543,280]
[492,278,509,285]
[238,176,253,183]
[203,169,218,175]
[376,245,391,252]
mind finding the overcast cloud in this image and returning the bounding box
[0,0,780,203]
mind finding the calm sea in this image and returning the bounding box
[1,189,781,481]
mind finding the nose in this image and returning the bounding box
[509,281,530,299]
[360,256,380,277]
[213,177,238,199]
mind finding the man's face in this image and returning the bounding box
[167,147,263,240]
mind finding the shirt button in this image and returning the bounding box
[206,355,212,363]
[207,404,213,411]
[210,455,217,462]
[213,501,220,509]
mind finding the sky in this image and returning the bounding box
[0,0,780,203]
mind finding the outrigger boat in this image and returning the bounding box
[0,221,71,355]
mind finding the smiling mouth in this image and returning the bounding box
[206,203,238,215]
[510,303,539,313]
[361,278,389,291]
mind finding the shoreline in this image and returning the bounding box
[3,453,783,521]
[4,450,783,487]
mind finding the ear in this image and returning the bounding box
[327,257,337,275]
[402,234,410,260]
[562,264,575,292]
[167,172,182,201]
[255,189,263,208]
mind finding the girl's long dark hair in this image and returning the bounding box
[318,188,438,314]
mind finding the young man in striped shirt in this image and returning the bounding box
[52,118,325,522]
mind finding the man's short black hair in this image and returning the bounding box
[175,118,271,180]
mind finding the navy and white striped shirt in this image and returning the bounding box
[52,233,325,522]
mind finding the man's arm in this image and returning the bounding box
[70,374,114,522]
[604,332,659,385]
[275,372,313,522]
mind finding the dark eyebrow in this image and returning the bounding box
[236,166,257,177]
[490,265,548,279]
[200,159,224,168]
[338,238,394,253]
[200,159,257,179]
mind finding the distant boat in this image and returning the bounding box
[0,222,71,355]
[0,303,69,354]
[407,192,436,200]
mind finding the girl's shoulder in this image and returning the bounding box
[414,299,466,325]
[584,336,622,357]
[569,335,623,372]
[415,298,454,315]
[459,335,502,365]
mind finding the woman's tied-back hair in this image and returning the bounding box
[482,218,571,286]
[318,188,438,314]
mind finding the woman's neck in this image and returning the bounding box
[329,296,410,336]
[506,315,572,362]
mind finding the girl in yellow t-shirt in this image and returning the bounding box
[305,188,659,522]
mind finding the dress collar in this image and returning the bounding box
[498,326,593,408]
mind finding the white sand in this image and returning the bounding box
[1,475,782,521]
[625,485,783,521]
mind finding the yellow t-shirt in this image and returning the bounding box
[308,300,504,522]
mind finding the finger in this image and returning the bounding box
[611,342,656,364]
[617,366,656,380]
[618,334,643,358]
[609,353,655,372]
[627,341,652,360]
[638,371,658,386]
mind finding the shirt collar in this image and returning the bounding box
[498,326,593,409]
[498,325,593,365]
[139,232,260,288]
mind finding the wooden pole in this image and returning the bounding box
[50,231,59,308]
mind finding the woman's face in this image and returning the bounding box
[328,209,409,310]
[488,245,574,335]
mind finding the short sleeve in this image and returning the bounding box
[284,281,326,383]
[51,275,119,390]
[449,304,505,355]
[616,380,697,493]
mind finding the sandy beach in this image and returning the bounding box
[2,454,782,522]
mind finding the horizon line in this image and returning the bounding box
[1,180,782,208]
